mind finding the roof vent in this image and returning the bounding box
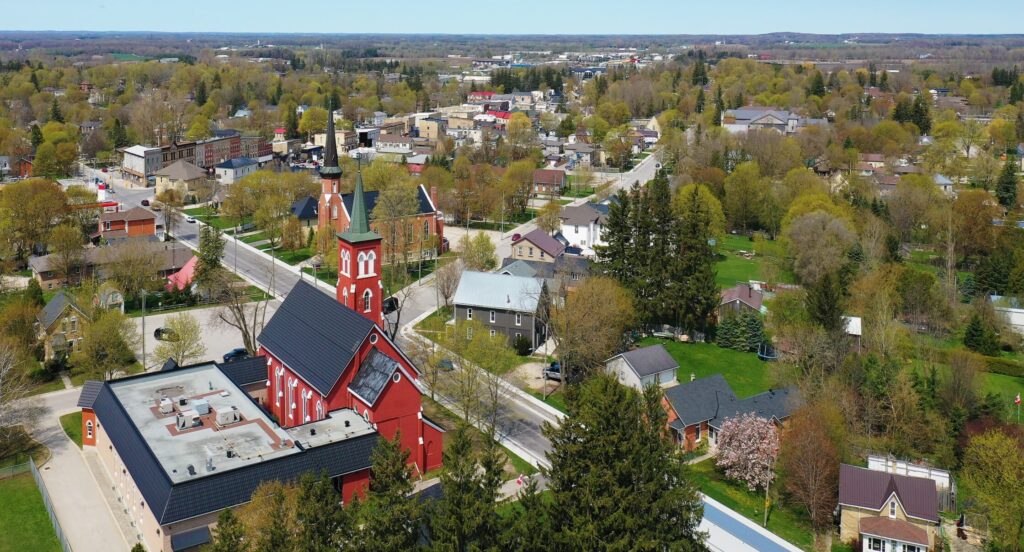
[186,464,195,476]
[344,420,350,428]
[206,457,215,473]
[226,450,234,459]
[310,428,317,436]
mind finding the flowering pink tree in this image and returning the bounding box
[715,412,780,492]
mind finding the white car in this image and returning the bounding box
[185,216,197,223]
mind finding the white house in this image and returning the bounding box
[119,145,162,184]
[214,158,258,185]
[604,344,678,390]
[722,107,826,135]
[559,200,613,257]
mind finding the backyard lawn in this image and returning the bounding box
[60,412,82,448]
[639,338,775,398]
[691,459,852,552]
[714,234,795,289]
[0,474,61,552]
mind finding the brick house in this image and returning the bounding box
[510,228,565,263]
[98,207,157,239]
[36,291,90,361]
[533,168,566,196]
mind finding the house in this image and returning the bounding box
[663,373,799,451]
[290,196,318,231]
[166,256,197,292]
[499,255,590,297]
[532,169,566,196]
[214,158,258,184]
[604,344,678,389]
[452,271,547,350]
[510,228,565,263]
[119,145,162,184]
[721,107,826,135]
[36,291,91,361]
[560,202,610,257]
[154,160,207,197]
[838,464,940,551]
[98,207,157,240]
[29,241,193,290]
[933,174,953,196]
[844,315,863,351]
[0,155,10,179]
[195,133,241,169]
[719,283,765,317]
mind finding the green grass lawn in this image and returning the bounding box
[639,338,775,398]
[183,207,240,232]
[300,266,338,286]
[239,231,269,244]
[270,247,314,266]
[714,234,795,289]
[0,474,62,552]
[526,389,568,413]
[422,397,538,476]
[59,412,82,448]
[690,459,850,552]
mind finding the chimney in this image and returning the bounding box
[430,186,439,210]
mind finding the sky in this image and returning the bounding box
[6,1,1024,35]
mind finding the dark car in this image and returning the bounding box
[141,199,150,206]
[383,296,399,315]
[153,327,179,342]
[543,361,562,382]
[222,348,249,364]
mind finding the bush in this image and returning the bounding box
[982,356,1024,378]
[513,334,532,356]
[30,366,56,383]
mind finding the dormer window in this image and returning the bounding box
[889,500,896,518]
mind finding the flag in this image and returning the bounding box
[1015,393,1021,406]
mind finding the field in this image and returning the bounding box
[0,475,61,552]
[639,337,776,398]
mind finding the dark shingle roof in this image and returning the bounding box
[290,196,318,221]
[77,380,104,408]
[612,344,678,378]
[708,387,801,429]
[257,281,373,396]
[37,291,87,330]
[839,464,939,523]
[92,380,377,525]
[216,356,267,387]
[663,374,735,426]
[342,184,435,219]
[349,349,400,406]
[512,228,565,258]
[170,526,210,551]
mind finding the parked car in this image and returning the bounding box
[382,296,399,315]
[222,348,249,364]
[141,199,150,206]
[185,216,196,223]
[153,328,179,342]
[512,233,522,242]
[543,361,562,382]
[437,359,455,372]
[101,167,108,173]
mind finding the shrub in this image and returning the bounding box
[513,334,532,356]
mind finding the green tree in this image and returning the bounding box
[960,429,1024,549]
[500,478,552,551]
[196,225,225,288]
[32,142,60,179]
[672,183,721,334]
[153,313,206,366]
[47,223,84,284]
[195,79,208,106]
[207,508,245,552]
[806,271,844,333]
[296,472,353,552]
[459,232,496,271]
[429,424,504,551]
[49,98,64,123]
[298,106,328,139]
[996,157,1019,208]
[30,124,43,149]
[544,375,705,551]
[356,434,421,552]
[963,312,999,356]
[71,310,140,380]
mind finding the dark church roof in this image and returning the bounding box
[257,280,374,396]
[349,349,401,406]
[341,184,436,221]
[290,196,318,221]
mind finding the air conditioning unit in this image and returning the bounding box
[192,399,210,415]
[176,410,199,430]
[158,398,174,414]
[215,407,241,427]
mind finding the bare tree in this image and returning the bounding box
[778,404,839,548]
[434,258,462,310]
[100,240,162,298]
[0,344,33,448]
[211,269,271,355]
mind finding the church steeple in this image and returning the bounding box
[337,167,383,325]
[318,101,341,180]
[339,169,378,243]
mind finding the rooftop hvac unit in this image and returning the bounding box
[158,398,174,414]
[176,410,199,430]
[192,398,210,415]
[178,397,188,407]
[215,406,241,427]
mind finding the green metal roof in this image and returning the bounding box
[338,171,380,244]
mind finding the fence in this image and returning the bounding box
[0,461,30,480]
[28,458,74,552]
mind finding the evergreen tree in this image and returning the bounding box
[806,272,845,333]
[717,316,737,349]
[879,70,889,91]
[868,63,878,87]
[911,93,932,134]
[30,124,43,149]
[742,310,765,353]
[195,79,208,106]
[196,225,225,287]
[963,313,999,356]
[30,71,39,91]
[596,189,633,286]
[695,87,705,114]
[285,106,300,140]
[648,176,676,325]
[273,79,283,105]
[544,376,705,551]
[356,434,421,552]
[996,157,1019,208]
[429,424,503,551]
[807,71,826,97]
[108,119,129,149]
[49,98,64,123]
[24,278,44,307]
[296,472,353,552]
[208,508,245,552]
[252,485,295,552]
[673,184,720,335]
[712,85,724,126]
[499,478,552,552]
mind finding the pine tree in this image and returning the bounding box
[108,119,129,149]
[296,472,352,552]
[648,176,676,325]
[49,98,63,123]
[251,484,295,552]
[30,124,43,149]
[807,71,826,97]
[544,375,704,551]
[742,310,765,353]
[879,70,889,91]
[596,190,633,286]
[673,184,720,335]
[806,272,845,333]
[196,225,225,287]
[356,434,421,552]
[30,71,39,91]
[499,478,552,551]
[195,79,208,106]
[429,424,503,551]
[868,63,878,87]
[712,85,724,126]
[717,316,737,349]
[996,157,1019,208]
[695,87,705,114]
[208,508,245,552]
[963,313,999,356]
[24,278,44,307]
[285,106,300,140]
[911,93,932,134]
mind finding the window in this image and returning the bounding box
[695,423,701,440]
[316,401,324,420]
[517,246,523,256]
[574,225,579,233]
[61,319,67,333]
[423,220,430,236]
[489,329,496,337]
[342,288,349,307]
[392,372,401,383]
[466,308,473,320]
[489,310,496,323]
[515,332,522,339]
[341,250,351,276]
[515,313,522,326]
[903,546,920,552]
[528,247,534,257]
[867,538,882,551]
[332,182,338,193]
[70,317,77,332]
[363,289,372,313]
[889,500,896,518]
[540,251,546,259]
[331,204,338,220]
[86,420,93,439]
[357,251,376,277]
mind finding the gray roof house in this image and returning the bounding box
[604,344,678,389]
[452,271,547,350]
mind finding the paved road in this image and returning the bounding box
[26,388,130,552]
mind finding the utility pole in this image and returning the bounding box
[140,290,148,370]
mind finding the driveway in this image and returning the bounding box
[28,388,130,552]
[135,302,280,370]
